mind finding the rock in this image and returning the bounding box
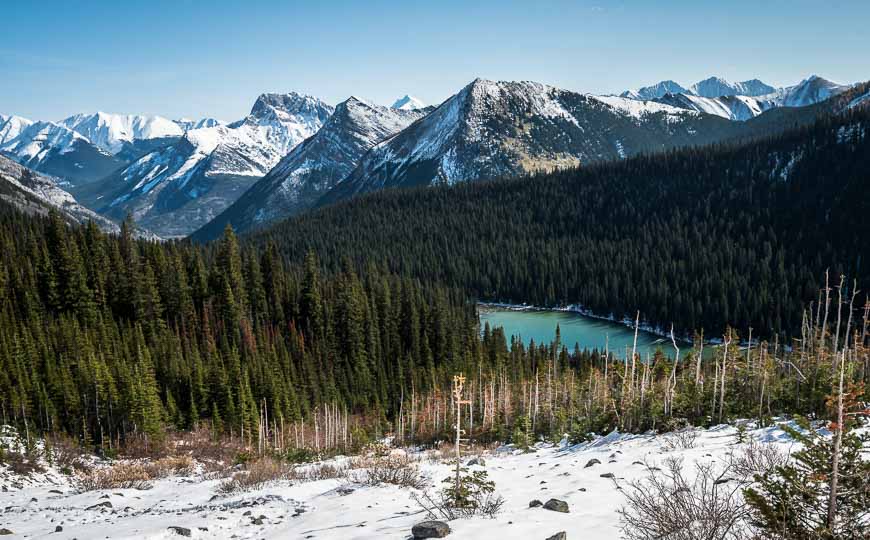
[584,458,601,468]
[632,461,644,465]
[543,499,569,513]
[412,520,451,538]
[49,489,63,494]
[99,494,110,499]
[168,526,191,536]
[336,486,355,496]
[529,499,543,508]
[243,510,252,516]
[467,457,486,466]
[198,527,208,532]
[0,530,13,536]
[578,487,586,492]
[86,501,113,510]
[547,533,567,540]
[251,518,264,525]
[600,473,615,479]
[55,525,63,532]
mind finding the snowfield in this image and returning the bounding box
[0,423,807,539]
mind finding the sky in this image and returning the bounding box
[3,0,869,122]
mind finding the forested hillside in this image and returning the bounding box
[254,108,870,338]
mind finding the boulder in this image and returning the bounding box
[547,533,567,540]
[168,526,191,537]
[55,526,63,533]
[600,473,615,479]
[412,520,451,538]
[584,458,600,468]
[529,499,543,508]
[86,501,113,510]
[543,499,569,513]
[467,457,486,466]
[0,530,13,536]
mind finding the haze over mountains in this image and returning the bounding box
[0,74,862,239]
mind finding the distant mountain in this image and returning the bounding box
[192,97,428,240]
[319,78,746,206]
[0,154,119,232]
[653,94,777,121]
[391,95,427,110]
[0,120,126,186]
[765,75,851,107]
[61,112,184,154]
[0,114,34,144]
[619,80,688,100]
[173,117,226,131]
[625,75,853,121]
[84,92,333,238]
[689,77,776,98]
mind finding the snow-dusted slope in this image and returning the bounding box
[654,93,777,121]
[391,95,427,110]
[193,97,428,240]
[619,80,688,100]
[0,114,34,144]
[0,154,119,232]
[0,422,809,540]
[320,78,737,205]
[90,92,333,238]
[173,117,226,131]
[689,76,776,98]
[761,75,851,107]
[61,112,184,154]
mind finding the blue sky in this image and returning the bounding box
[3,0,868,122]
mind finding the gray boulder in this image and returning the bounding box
[412,520,451,538]
[543,499,569,513]
[168,526,191,537]
[547,533,567,540]
[584,458,601,468]
[529,499,543,507]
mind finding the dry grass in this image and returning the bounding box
[289,462,348,482]
[216,457,291,495]
[76,455,194,492]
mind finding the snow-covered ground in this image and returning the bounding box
[0,423,801,539]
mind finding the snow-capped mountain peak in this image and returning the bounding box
[391,95,427,110]
[0,114,35,145]
[60,112,183,154]
[619,80,688,100]
[689,76,776,98]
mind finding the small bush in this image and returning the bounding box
[729,439,788,481]
[351,453,427,489]
[77,463,154,491]
[662,428,699,451]
[289,462,348,482]
[413,467,504,520]
[217,457,290,495]
[619,457,750,540]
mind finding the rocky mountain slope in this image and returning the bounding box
[81,93,333,238]
[0,154,119,232]
[193,97,427,239]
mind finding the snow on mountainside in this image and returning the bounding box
[193,97,428,240]
[762,75,851,107]
[619,80,688,100]
[0,154,119,232]
[88,92,334,238]
[61,112,184,154]
[173,117,226,131]
[620,75,853,121]
[319,78,742,206]
[391,94,427,110]
[653,93,777,121]
[0,119,127,186]
[690,76,776,98]
[0,114,34,144]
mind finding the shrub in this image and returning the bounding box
[77,463,154,491]
[662,428,699,451]
[619,457,751,540]
[217,457,290,495]
[413,467,504,520]
[350,453,427,489]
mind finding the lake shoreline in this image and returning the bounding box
[477,301,693,345]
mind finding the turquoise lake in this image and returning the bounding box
[478,306,681,358]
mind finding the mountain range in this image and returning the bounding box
[1,75,861,242]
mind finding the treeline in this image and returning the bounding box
[0,206,490,447]
[252,108,870,339]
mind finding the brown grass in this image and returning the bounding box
[76,455,194,492]
[216,457,291,495]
